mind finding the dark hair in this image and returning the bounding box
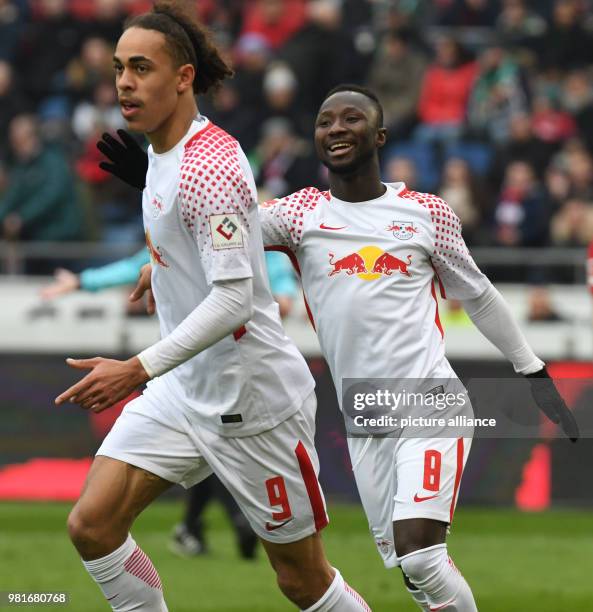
[125,0,233,94]
[323,84,384,127]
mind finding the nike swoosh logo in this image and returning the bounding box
[320,223,347,230]
[265,517,293,531]
[413,493,439,502]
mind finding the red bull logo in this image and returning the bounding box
[387,220,419,241]
[375,538,392,555]
[145,230,169,268]
[328,246,412,280]
[328,252,368,276]
[151,194,164,219]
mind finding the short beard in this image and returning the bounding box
[321,147,375,176]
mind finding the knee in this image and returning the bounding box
[67,506,99,549]
[275,564,333,609]
[399,545,445,588]
[67,505,124,556]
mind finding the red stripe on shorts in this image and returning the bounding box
[295,440,328,531]
[449,438,464,523]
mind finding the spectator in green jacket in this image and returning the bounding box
[0,114,84,248]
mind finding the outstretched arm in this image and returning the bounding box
[424,195,579,441]
[462,284,543,375]
[462,284,579,441]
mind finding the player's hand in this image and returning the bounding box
[40,268,80,300]
[55,356,149,412]
[129,264,155,314]
[97,129,148,191]
[525,367,579,442]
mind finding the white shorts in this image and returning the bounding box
[348,434,472,568]
[97,384,328,544]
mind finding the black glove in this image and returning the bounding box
[97,129,148,191]
[525,367,579,442]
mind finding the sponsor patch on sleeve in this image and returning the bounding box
[209,214,244,250]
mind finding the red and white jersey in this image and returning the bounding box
[142,117,314,436]
[260,182,490,402]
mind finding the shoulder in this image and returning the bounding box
[260,187,329,246]
[180,123,246,183]
[261,187,330,213]
[399,188,456,218]
[179,124,252,200]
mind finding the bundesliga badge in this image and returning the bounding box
[387,221,418,241]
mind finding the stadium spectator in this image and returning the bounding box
[531,93,576,145]
[493,160,549,247]
[261,62,309,136]
[0,114,84,244]
[384,156,419,191]
[559,141,593,199]
[253,117,322,200]
[489,113,555,189]
[367,29,427,140]
[80,0,125,43]
[230,33,269,112]
[16,0,85,105]
[0,0,27,62]
[72,79,123,143]
[439,157,490,244]
[535,0,593,71]
[415,36,478,146]
[240,0,306,49]
[550,197,593,246]
[0,60,30,160]
[561,70,593,154]
[200,81,262,153]
[467,42,529,143]
[279,0,361,117]
[495,0,547,57]
[542,165,572,216]
[75,126,142,245]
[199,81,261,153]
[65,37,115,105]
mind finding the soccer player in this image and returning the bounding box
[257,85,579,611]
[100,84,578,610]
[55,5,371,612]
[41,250,298,561]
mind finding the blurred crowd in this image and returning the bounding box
[1,0,593,284]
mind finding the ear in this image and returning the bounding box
[176,63,195,94]
[376,127,387,149]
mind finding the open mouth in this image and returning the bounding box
[120,101,141,119]
[327,142,354,156]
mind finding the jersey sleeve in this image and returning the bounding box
[258,187,324,251]
[179,154,254,285]
[258,198,299,251]
[426,197,490,300]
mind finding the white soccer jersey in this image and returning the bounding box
[142,117,314,436]
[259,182,491,402]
